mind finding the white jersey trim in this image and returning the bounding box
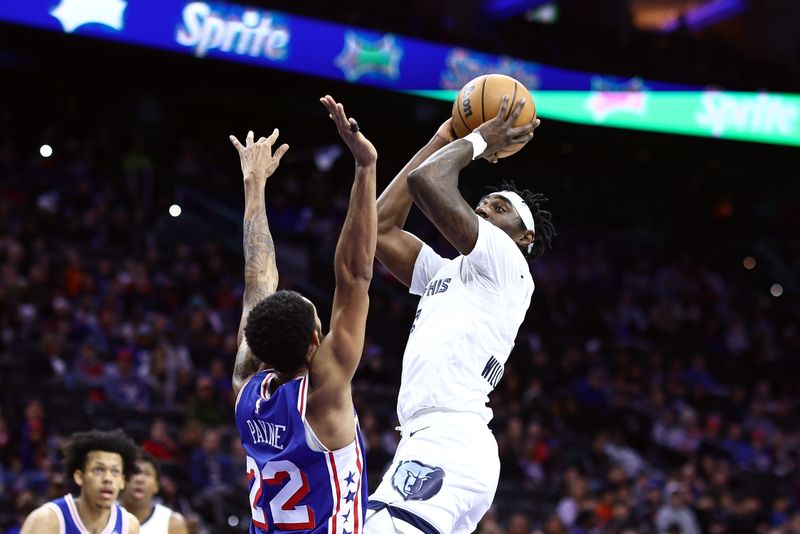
[140,503,173,533]
[320,415,364,534]
[325,451,342,534]
[120,508,129,532]
[353,432,364,534]
[65,494,120,534]
[297,374,309,419]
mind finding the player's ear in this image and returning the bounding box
[311,327,322,348]
[517,230,534,248]
[305,328,321,365]
[74,469,84,488]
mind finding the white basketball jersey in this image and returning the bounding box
[398,216,534,425]
[140,503,172,534]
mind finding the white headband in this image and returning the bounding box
[489,191,535,254]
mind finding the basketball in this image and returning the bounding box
[451,74,536,158]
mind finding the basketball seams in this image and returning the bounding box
[455,99,471,136]
[453,74,535,153]
[480,75,487,124]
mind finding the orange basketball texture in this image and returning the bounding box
[451,74,536,158]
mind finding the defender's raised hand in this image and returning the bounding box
[229,129,289,183]
[474,96,541,163]
[320,95,377,167]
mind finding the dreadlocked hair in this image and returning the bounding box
[62,428,140,481]
[490,180,556,260]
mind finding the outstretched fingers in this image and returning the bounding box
[496,95,510,121]
[319,95,338,122]
[320,96,345,128]
[495,95,527,123]
[273,143,289,163]
[507,98,527,123]
[229,135,245,152]
[320,95,360,137]
[265,128,279,149]
[334,103,351,131]
[510,120,535,137]
[510,130,535,145]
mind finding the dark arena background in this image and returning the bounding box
[1,0,799,532]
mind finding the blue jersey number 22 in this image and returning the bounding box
[247,456,316,530]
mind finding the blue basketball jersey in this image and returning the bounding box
[235,370,368,534]
[44,494,131,534]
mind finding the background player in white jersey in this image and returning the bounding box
[364,97,555,533]
[21,428,141,533]
[229,95,376,532]
[120,452,187,534]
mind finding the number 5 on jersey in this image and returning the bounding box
[247,456,315,530]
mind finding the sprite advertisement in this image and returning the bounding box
[1,0,798,146]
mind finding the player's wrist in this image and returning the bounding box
[243,171,267,187]
[463,132,488,160]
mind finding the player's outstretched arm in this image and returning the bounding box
[375,120,453,287]
[306,97,376,450]
[407,96,537,255]
[229,129,289,396]
[315,96,377,383]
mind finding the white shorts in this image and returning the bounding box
[365,411,500,534]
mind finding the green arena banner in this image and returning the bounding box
[2,0,797,146]
[408,90,800,147]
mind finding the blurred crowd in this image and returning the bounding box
[1,53,799,532]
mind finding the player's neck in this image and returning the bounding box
[273,369,307,387]
[122,498,153,523]
[74,496,112,532]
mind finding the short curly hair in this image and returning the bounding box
[62,428,140,481]
[244,290,318,373]
[489,180,556,261]
[138,451,160,477]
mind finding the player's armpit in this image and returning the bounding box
[406,141,481,256]
[376,226,424,287]
[232,339,263,397]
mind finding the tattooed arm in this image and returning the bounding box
[229,129,289,396]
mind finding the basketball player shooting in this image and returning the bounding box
[229,95,376,533]
[364,96,555,533]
